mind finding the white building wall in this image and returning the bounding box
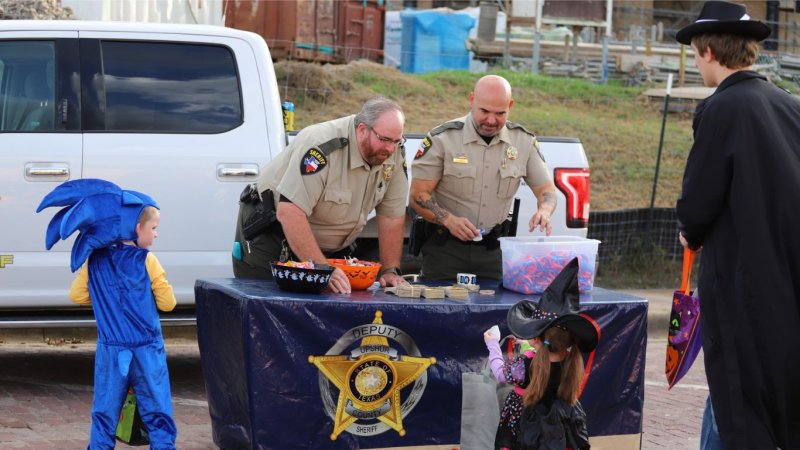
[61,0,223,25]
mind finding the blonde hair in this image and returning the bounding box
[138,206,158,225]
[523,326,585,406]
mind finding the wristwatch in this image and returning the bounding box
[379,266,402,278]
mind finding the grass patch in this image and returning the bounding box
[594,239,684,289]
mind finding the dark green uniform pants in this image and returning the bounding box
[420,238,502,281]
[232,201,283,279]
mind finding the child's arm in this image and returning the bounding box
[145,253,177,312]
[68,263,91,305]
[486,338,508,382]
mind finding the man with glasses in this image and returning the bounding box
[410,75,557,281]
[232,97,408,293]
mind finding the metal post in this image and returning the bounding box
[532,31,541,74]
[532,0,541,74]
[503,0,511,68]
[601,34,609,84]
[647,74,673,240]
[571,31,578,63]
[679,44,686,87]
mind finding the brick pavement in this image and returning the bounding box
[0,339,213,449]
[642,339,706,450]
[0,290,710,450]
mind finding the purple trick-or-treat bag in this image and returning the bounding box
[665,248,703,389]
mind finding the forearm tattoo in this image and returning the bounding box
[541,191,557,213]
[417,196,450,224]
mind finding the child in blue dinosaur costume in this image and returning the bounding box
[37,179,178,449]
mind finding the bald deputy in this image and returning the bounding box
[410,75,557,281]
[232,97,409,293]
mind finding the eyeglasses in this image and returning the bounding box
[368,126,406,148]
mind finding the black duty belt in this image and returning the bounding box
[324,244,358,259]
[427,220,510,247]
[279,237,357,262]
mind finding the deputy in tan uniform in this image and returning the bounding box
[410,75,557,280]
[232,97,408,293]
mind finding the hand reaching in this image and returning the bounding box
[529,210,552,235]
[443,215,480,241]
[327,267,352,294]
[484,325,501,344]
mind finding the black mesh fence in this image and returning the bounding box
[588,207,682,262]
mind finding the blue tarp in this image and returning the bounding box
[195,279,647,449]
[400,9,475,74]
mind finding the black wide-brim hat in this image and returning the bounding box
[676,1,771,45]
[506,258,599,353]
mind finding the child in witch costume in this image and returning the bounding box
[37,179,178,449]
[484,258,598,450]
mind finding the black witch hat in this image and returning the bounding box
[506,258,599,353]
[676,1,771,45]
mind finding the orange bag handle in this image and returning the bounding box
[680,248,696,295]
[577,313,602,397]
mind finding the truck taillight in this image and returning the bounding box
[554,168,590,228]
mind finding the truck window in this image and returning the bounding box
[0,41,56,133]
[99,41,242,133]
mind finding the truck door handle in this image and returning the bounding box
[217,164,259,178]
[25,164,70,180]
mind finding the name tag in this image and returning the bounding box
[453,153,469,164]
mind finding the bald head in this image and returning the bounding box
[473,75,512,101]
[469,75,514,137]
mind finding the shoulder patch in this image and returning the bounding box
[300,148,328,175]
[414,136,433,160]
[299,137,348,176]
[400,145,408,177]
[535,144,545,163]
[507,122,544,161]
[506,121,536,138]
[430,120,464,137]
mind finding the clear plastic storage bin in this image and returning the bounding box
[499,236,600,294]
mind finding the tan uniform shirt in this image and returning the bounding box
[412,113,549,230]
[258,115,408,251]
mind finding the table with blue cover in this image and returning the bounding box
[195,278,647,450]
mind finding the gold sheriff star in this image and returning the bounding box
[308,311,436,440]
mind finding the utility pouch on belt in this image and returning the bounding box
[408,214,428,256]
[241,184,278,240]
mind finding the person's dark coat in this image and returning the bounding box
[518,398,590,450]
[676,70,800,450]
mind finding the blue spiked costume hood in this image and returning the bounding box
[38,179,178,447]
[36,178,159,271]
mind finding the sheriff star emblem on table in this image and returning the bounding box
[308,311,436,440]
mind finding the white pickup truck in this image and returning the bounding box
[0,21,589,325]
